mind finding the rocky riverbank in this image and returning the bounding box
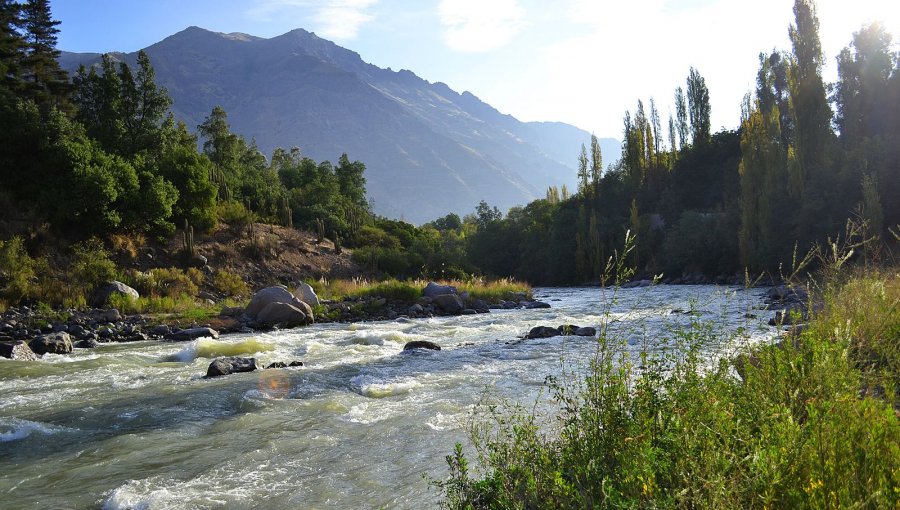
[0,280,551,361]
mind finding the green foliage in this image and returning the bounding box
[0,236,35,302]
[436,272,900,508]
[212,269,249,298]
[69,238,116,295]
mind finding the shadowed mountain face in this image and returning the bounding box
[60,26,618,223]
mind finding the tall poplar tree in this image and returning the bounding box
[686,67,711,146]
[674,86,689,148]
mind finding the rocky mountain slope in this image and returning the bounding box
[60,27,619,223]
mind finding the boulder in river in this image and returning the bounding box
[256,302,309,328]
[523,301,551,309]
[206,356,260,378]
[166,327,219,342]
[28,332,73,355]
[423,282,457,297]
[0,340,39,360]
[245,286,312,323]
[432,294,464,315]
[88,281,139,308]
[574,327,597,337]
[293,282,320,306]
[526,326,560,339]
[403,340,441,351]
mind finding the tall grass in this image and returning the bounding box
[310,277,531,304]
[433,268,900,508]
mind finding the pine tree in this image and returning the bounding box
[0,0,23,92]
[19,0,68,110]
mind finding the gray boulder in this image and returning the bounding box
[206,356,259,378]
[293,282,320,306]
[89,281,139,308]
[574,327,597,337]
[256,302,309,328]
[523,301,551,309]
[526,326,559,339]
[245,286,306,319]
[403,340,441,351]
[166,327,219,342]
[29,332,73,355]
[424,282,457,297]
[91,308,122,323]
[0,340,39,360]
[407,303,425,315]
[433,294,464,314]
[74,338,101,349]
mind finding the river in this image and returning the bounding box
[0,285,775,509]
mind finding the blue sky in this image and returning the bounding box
[52,1,898,140]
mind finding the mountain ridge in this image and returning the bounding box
[60,26,618,223]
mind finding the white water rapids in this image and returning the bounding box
[0,286,775,509]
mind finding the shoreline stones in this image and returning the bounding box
[244,286,314,327]
[0,340,39,360]
[88,281,140,308]
[28,332,73,355]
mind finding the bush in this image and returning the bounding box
[70,238,117,297]
[212,269,249,297]
[434,271,900,508]
[217,200,253,228]
[0,236,36,303]
[149,267,199,298]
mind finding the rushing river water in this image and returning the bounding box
[0,285,775,509]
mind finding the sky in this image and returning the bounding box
[51,0,899,140]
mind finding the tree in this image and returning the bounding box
[576,143,589,194]
[120,51,171,156]
[649,97,662,164]
[19,0,68,111]
[336,153,367,209]
[589,134,602,189]
[686,67,711,146]
[674,86,689,148]
[0,0,23,92]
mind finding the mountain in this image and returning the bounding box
[60,27,619,224]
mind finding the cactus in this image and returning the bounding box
[182,219,195,260]
[279,196,293,229]
[334,234,342,254]
[315,218,325,244]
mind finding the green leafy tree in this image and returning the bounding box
[686,67,711,146]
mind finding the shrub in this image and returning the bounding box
[212,269,249,297]
[217,200,252,228]
[0,236,36,303]
[149,267,199,298]
[70,238,117,297]
[434,271,900,508]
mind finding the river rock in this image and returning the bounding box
[244,286,307,319]
[28,332,73,355]
[621,279,652,289]
[424,282,457,297]
[523,301,551,309]
[407,303,425,315]
[91,308,122,323]
[0,340,39,360]
[88,281,139,308]
[266,361,288,369]
[256,302,309,328]
[206,356,259,378]
[526,326,559,339]
[574,327,597,337]
[149,324,171,337]
[403,340,441,351]
[166,327,219,342]
[74,338,101,349]
[293,282,320,306]
[432,294,464,314]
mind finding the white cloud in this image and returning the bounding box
[247,0,378,40]
[438,0,526,53]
